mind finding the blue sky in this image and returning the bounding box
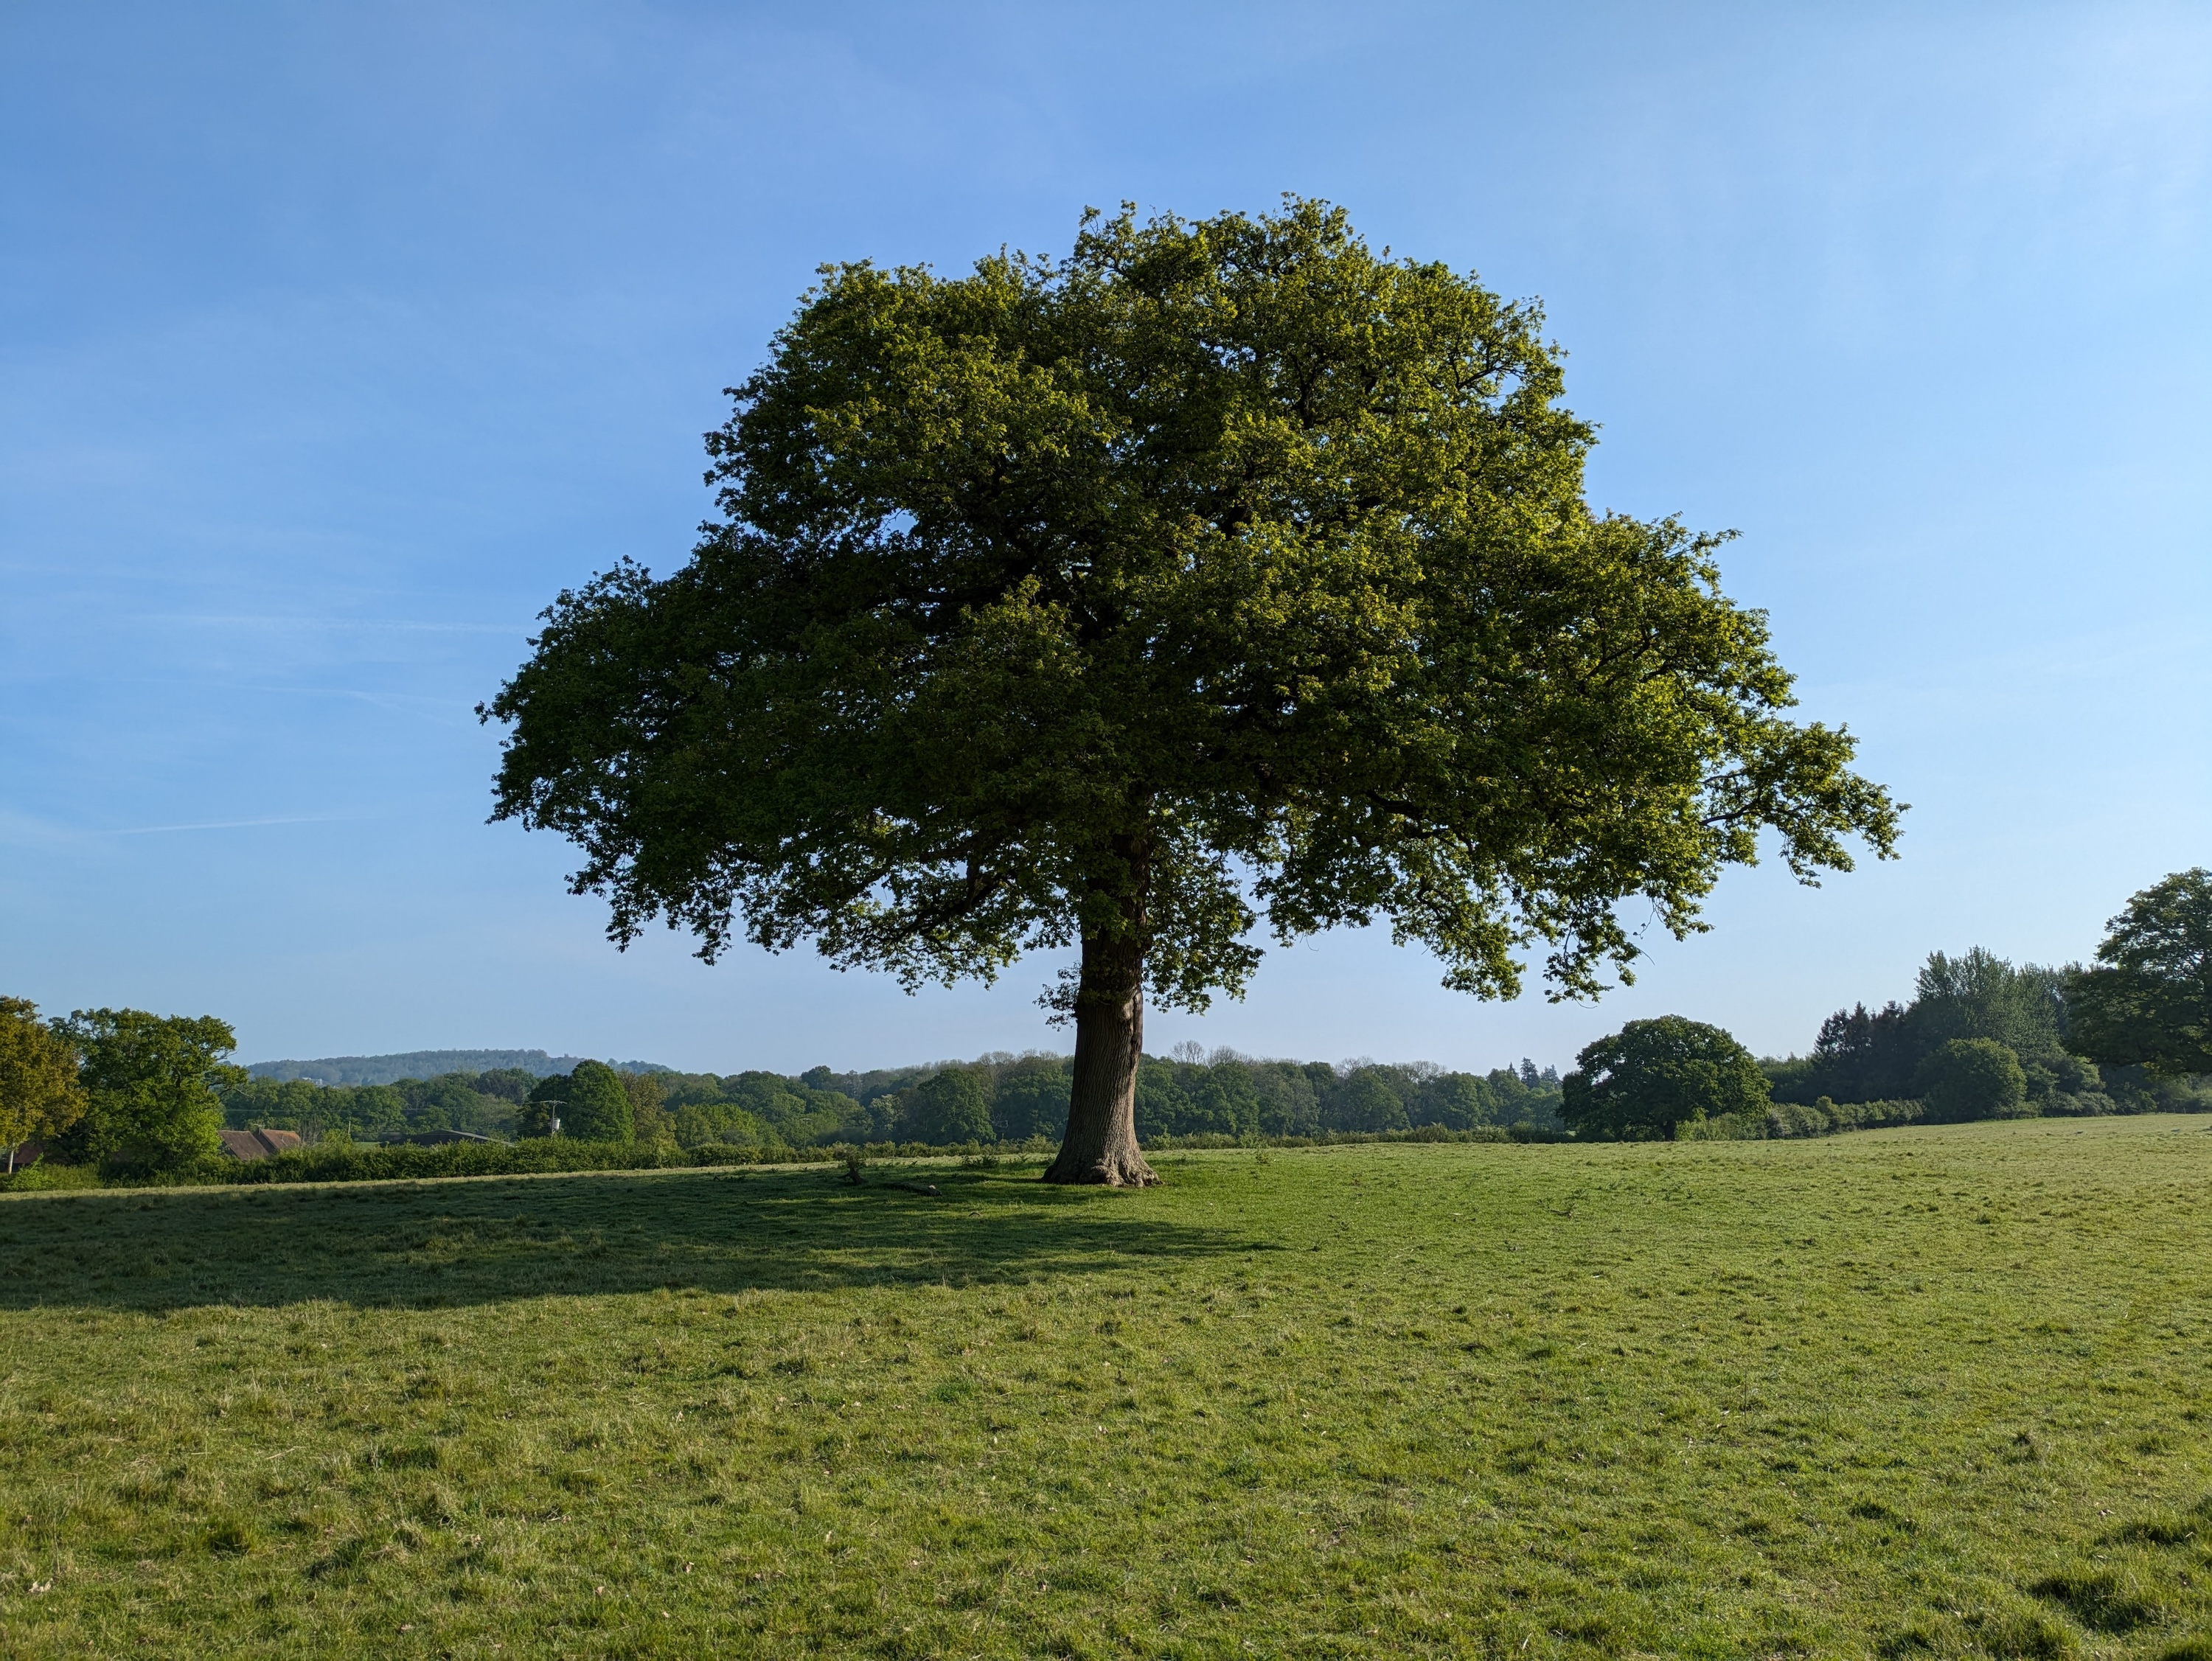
[4,2,2207,1073]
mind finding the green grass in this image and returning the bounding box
[1,1116,2208,1658]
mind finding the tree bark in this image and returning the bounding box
[1043,927,1158,1186]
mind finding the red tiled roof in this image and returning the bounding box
[217,1128,304,1160]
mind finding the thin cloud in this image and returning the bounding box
[144,616,533,634]
[97,814,361,837]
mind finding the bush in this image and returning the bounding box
[2046,1091,2118,1117]
[1676,1112,1763,1141]
[1919,1039,2030,1122]
[0,1160,102,1193]
[1676,1097,1925,1142]
[1138,1124,1524,1152]
[1764,1101,1833,1139]
[221,1138,795,1186]
[1820,1098,1924,1131]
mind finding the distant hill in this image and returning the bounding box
[243,1049,674,1086]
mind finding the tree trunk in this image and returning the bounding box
[1043,927,1158,1186]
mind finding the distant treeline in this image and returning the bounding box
[218,1051,1567,1154]
[1759,947,2210,1126]
[243,1049,669,1087]
[25,905,2205,1193]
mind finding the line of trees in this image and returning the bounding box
[1558,869,2212,1141]
[4,993,1566,1184]
[222,1068,537,1142]
[445,1049,1565,1155]
[1768,936,2209,1123]
[0,1004,240,1180]
[14,871,2197,1175]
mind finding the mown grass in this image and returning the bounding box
[1,1115,2208,1658]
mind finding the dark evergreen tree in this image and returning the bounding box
[1809,1000,1919,1101]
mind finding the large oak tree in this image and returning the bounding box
[2065,868,2212,1077]
[484,201,1900,1185]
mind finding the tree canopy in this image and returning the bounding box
[2065,868,2212,1078]
[905,1066,995,1145]
[54,1008,237,1174]
[1765,932,2209,1125]
[1916,1037,2031,1123]
[484,198,1899,1184]
[0,997,86,1160]
[521,1060,636,1141]
[1560,1015,1770,1140]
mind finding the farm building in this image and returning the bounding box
[216,1128,303,1161]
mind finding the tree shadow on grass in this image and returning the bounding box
[0,1164,1266,1313]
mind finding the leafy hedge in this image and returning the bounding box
[3,1112,1871,1194]
[1678,1098,1925,1141]
[219,1126,1561,1185]
[1144,1123,1571,1149]
[0,1160,102,1193]
[221,1138,797,1185]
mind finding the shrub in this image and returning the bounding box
[0,1160,102,1193]
[1820,1098,1924,1131]
[2045,1091,2118,1117]
[1764,1101,1832,1139]
[1677,1112,1762,1141]
[1919,1039,2030,1122]
[1678,1098,1925,1141]
[220,1138,800,1187]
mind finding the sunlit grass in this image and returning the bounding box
[1,1116,2208,1657]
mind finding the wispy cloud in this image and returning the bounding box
[96,814,361,837]
[142,616,533,634]
[0,811,366,845]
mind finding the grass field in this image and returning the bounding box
[1,1116,2208,1659]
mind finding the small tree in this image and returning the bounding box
[2065,869,2212,1078]
[484,200,1899,1185]
[990,1056,1072,1141]
[1562,1016,1770,1140]
[908,1068,995,1145]
[519,1073,563,1136]
[55,1009,237,1174]
[1917,1037,2029,1122]
[0,999,86,1171]
[1910,947,2065,1058]
[1416,1073,1490,1129]
[625,1071,675,1146]
[519,1065,633,1139]
[560,1061,635,1141]
[1326,1070,1412,1133]
[1911,1040,2026,1132]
